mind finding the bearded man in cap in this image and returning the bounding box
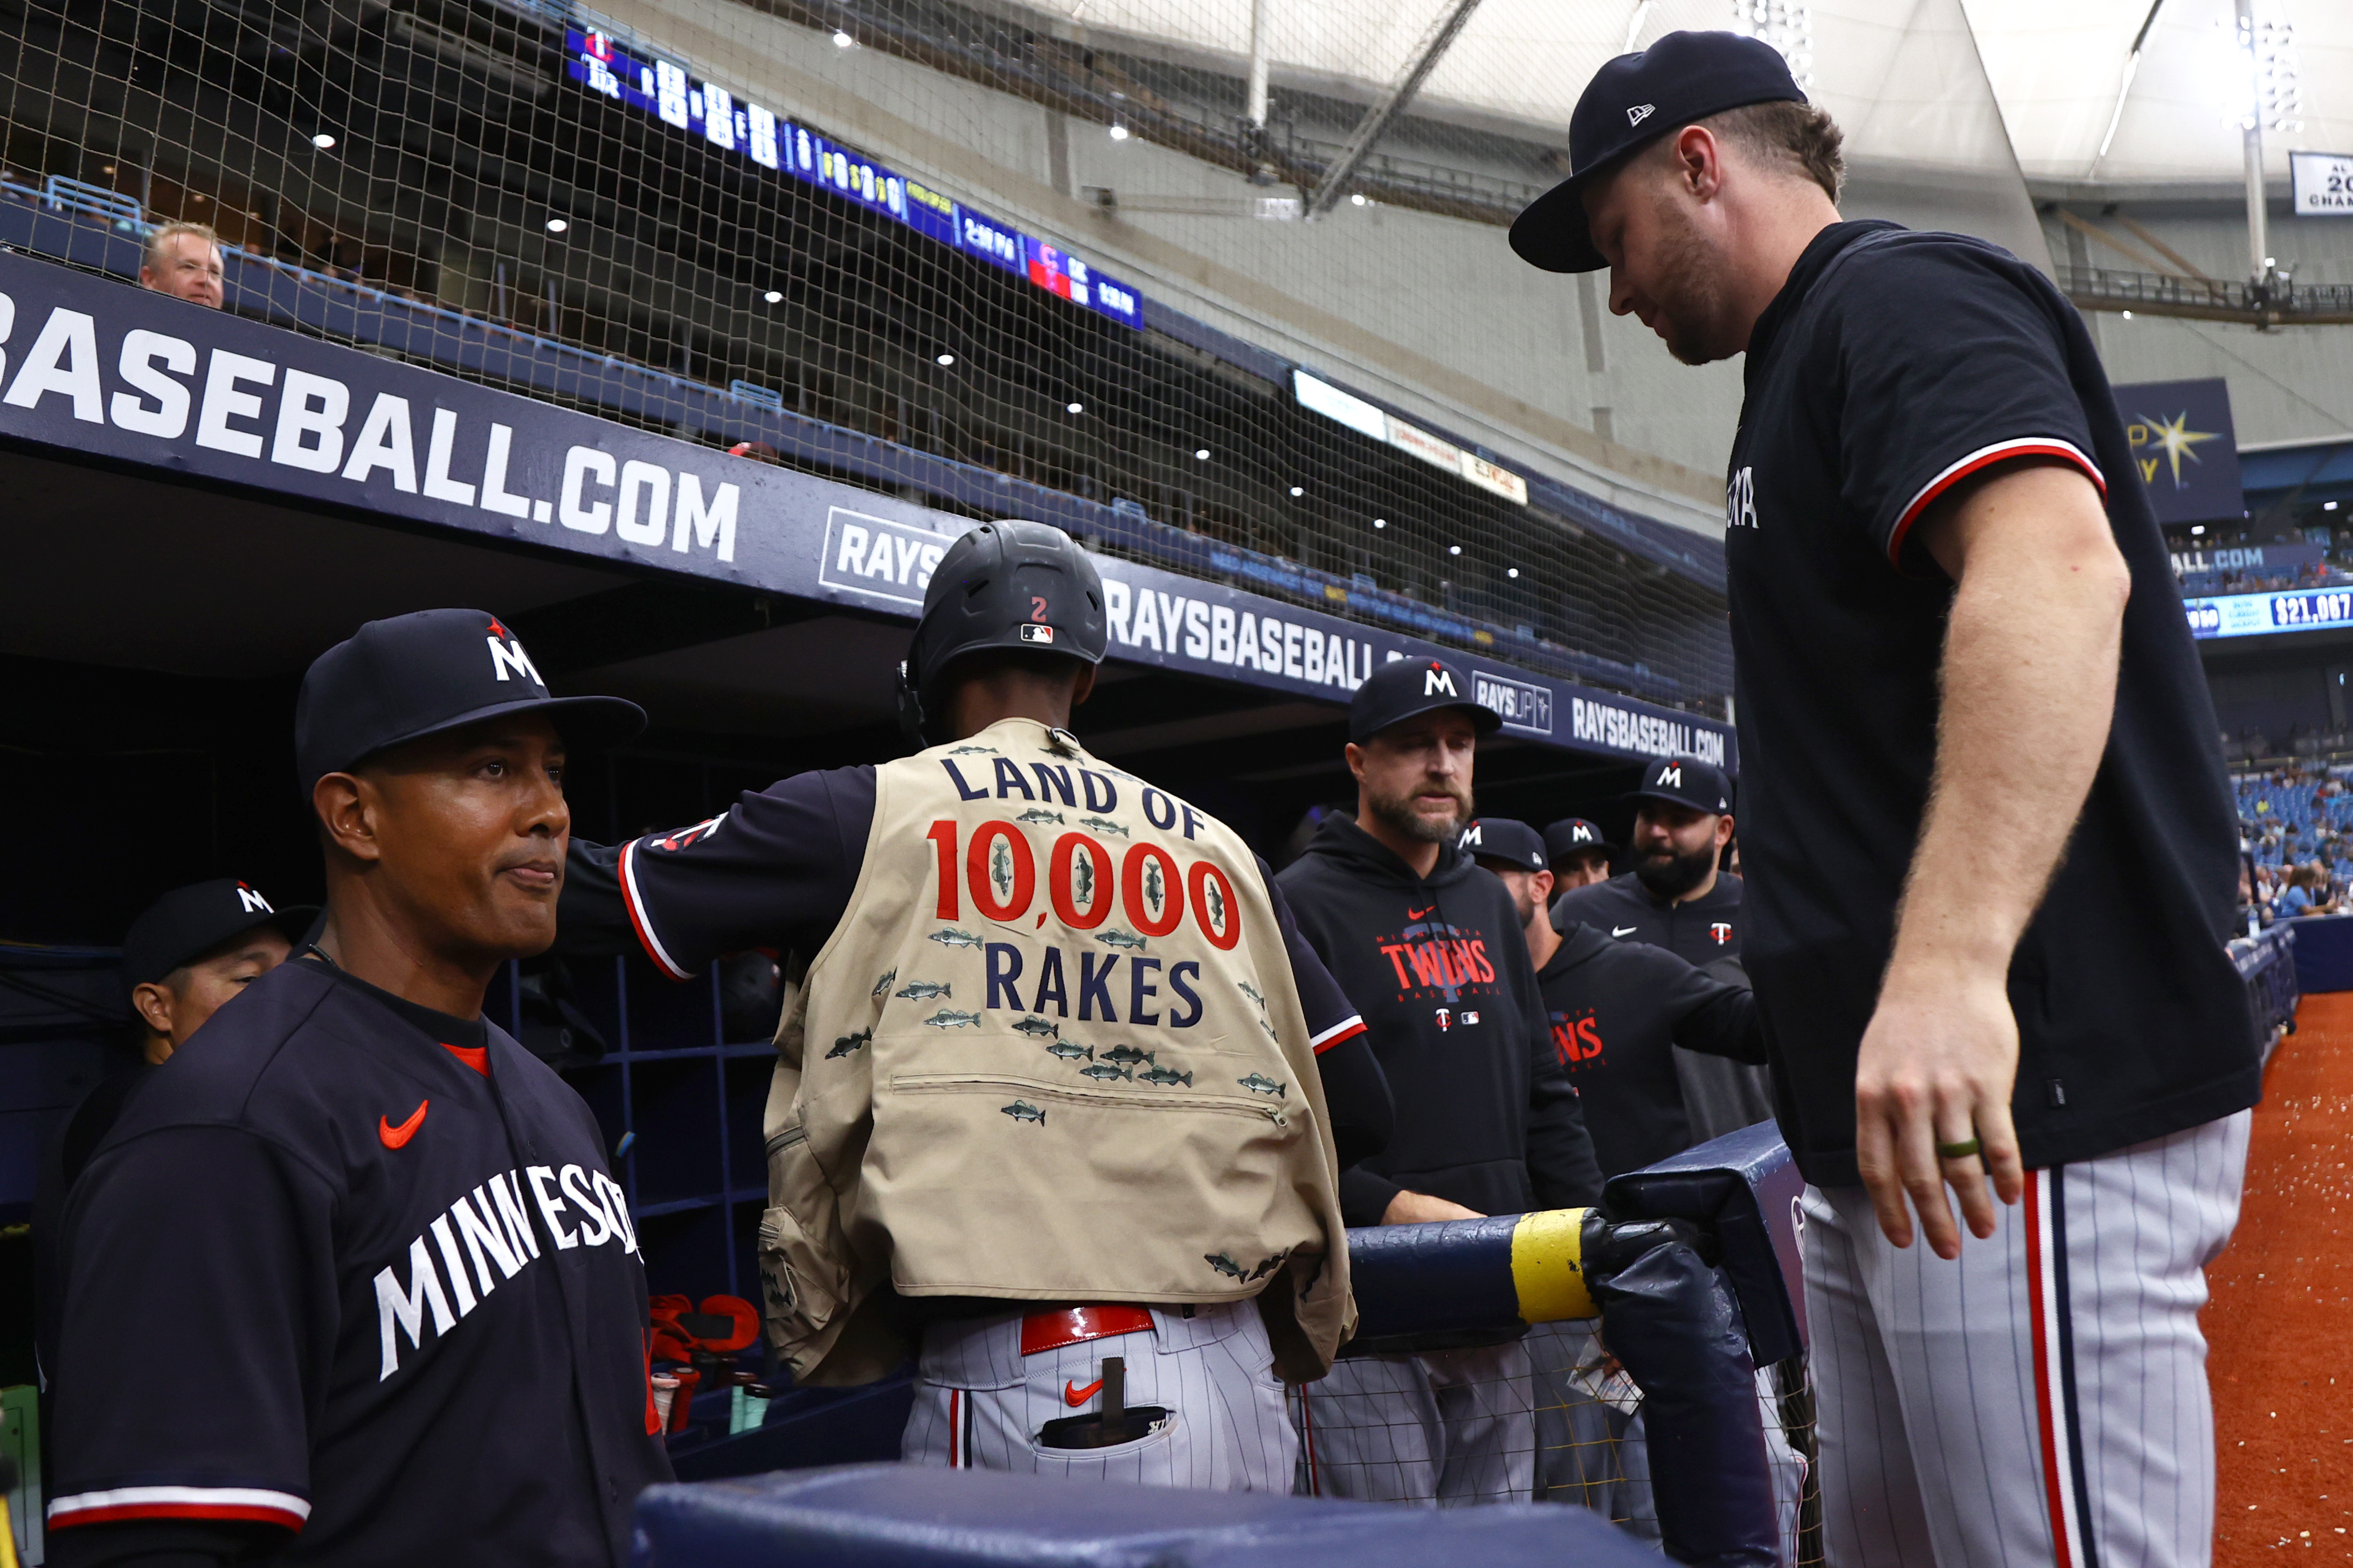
[1277,657,1600,1503]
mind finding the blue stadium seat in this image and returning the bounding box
[631,1463,1666,1568]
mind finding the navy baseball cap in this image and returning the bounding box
[295,608,646,790]
[1508,31,1807,274]
[1348,657,1503,744]
[121,879,316,995]
[1462,818,1547,873]
[1545,818,1614,862]
[1627,754,1734,816]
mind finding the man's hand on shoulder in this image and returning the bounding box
[1381,1190,1484,1225]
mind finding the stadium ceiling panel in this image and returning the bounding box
[1021,0,2347,184]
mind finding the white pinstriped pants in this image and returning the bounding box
[1292,1340,1534,1505]
[1804,1110,2251,1568]
[901,1302,1296,1490]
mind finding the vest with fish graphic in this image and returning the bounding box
[757,717,1353,1386]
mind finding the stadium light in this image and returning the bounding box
[1109,123,1131,142]
[764,289,784,303]
[546,218,569,233]
[1373,518,1387,529]
[1448,544,1462,556]
[1066,401,1084,414]
[832,29,854,47]
[936,352,956,366]
[312,132,337,150]
[2121,310,2133,319]
[1289,485,1304,496]
[2191,525,2207,536]
[1194,447,1211,460]
[1507,567,1520,578]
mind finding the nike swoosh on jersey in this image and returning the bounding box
[1611,926,1638,937]
[1407,905,1436,920]
[379,1099,429,1149]
[1064,1378,1104,1407]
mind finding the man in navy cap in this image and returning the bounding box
[1511,31,2256,1567]
[1542,818,1613,891]
[1551,755,1742,966]
[1278,657,1599,1503]
[33,880,314,1383]
[48,609,669,1568]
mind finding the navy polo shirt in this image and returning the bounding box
[1724,220,2258,1184]
[48,958,671,1566]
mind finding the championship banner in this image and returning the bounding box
[0,251,1732,769]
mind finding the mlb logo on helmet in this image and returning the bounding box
[1018,623,1056,644]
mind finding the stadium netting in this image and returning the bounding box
[0,0,1763,714]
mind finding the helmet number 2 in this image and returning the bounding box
[1031,595,1048,620]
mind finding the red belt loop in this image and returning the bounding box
[1019,1305,1156,1356]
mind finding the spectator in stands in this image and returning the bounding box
[2276,863,2334,918]
[139,220,225,309]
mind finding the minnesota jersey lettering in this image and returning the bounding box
[374,1162,639,1379]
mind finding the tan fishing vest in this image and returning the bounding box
[757,717,1353,1386]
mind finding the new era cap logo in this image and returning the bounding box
[1628,103,1655,127]
[1425,667,1458,697]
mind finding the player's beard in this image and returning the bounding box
[1644,197,1739,367]
[1634,838,1717,900]
[1365,776,1474,847]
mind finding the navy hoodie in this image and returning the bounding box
[1278,814,1602,1228]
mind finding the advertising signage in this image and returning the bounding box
[564,28,1143,334]
[0,251,1732,769]
[2113,377,2244,526]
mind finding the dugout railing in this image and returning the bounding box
[660,1120,1815,1567]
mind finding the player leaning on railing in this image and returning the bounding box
[557,519,1395,1489]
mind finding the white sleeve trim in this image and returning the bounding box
[1887,436,2107,563]
[50,1485,313,1523]
[1308,1015,1366,1051]
[620,837,693,981]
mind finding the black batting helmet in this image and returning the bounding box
[897,519,1108,747]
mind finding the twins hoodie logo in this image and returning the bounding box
[1374,908,1496,1005]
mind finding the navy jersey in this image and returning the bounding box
[1549,870,1744,965]
[558,767,1393,1168]
[1535,924,1763,1178]
[48,958,670,1566]
[1725,220,2256,1182]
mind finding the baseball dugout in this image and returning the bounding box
[652,1122,1814,1567]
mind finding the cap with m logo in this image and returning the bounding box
[1348,655,1502,743]
[1626,754,1734,816]
[295,607,645,790]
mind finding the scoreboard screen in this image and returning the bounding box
[566,29,1143,333]
[2185,587,2353,640]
